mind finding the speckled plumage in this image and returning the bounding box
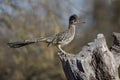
[7,14,79,53]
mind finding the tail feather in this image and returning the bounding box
[7,37,48,48]
[7,41,35,48]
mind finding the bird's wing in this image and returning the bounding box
[51,30,69,44]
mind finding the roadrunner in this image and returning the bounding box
[7,14,81,53]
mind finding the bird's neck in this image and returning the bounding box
[68,24,76,35]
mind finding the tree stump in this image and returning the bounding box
[58,32,120,80]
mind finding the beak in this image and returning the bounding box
[78,20,86,24]
[81,21,86,23]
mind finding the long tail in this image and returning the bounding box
[7,38,46,48]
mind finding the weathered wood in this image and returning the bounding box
[110,32,120,68]
[58,33,120,80]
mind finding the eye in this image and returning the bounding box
[72,18,75,20]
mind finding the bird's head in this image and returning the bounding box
[69,14,79,25]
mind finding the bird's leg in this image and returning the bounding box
[57,45,66,53]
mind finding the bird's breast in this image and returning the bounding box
[60,26,75,46]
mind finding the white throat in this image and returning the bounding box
[69,24,76,34]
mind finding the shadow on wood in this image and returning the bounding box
[58,32,120,80]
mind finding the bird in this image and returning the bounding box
[7,14,83,53]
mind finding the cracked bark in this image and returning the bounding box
[58,32,120,80]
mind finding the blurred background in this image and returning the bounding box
[0,0,120,80]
